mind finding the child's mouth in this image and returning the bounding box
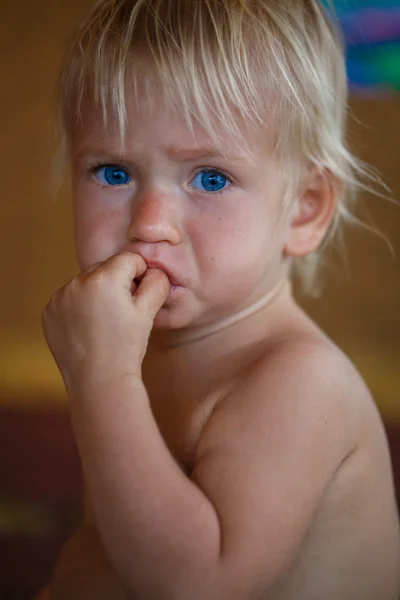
[133,273,177,292]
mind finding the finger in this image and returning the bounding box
[134,269,170,317]
[100,252,147,287]
[81,261,104,275]
[130,279,138,296]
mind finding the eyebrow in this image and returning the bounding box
[165,145,244,162]
[74,145,245,163]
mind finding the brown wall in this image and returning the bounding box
[1,1,399,419]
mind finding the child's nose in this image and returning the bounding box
[127,189,182,245]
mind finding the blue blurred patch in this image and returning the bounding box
[322,0,400,90]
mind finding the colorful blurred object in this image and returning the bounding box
[324,0,400,91]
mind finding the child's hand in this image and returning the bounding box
[42,252,170,396]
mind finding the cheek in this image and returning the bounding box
[192,203,276,264]
[189,200,287,293]
[74,203,126,269]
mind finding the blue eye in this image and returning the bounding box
[94,165,131,186]
[191,170,230,193]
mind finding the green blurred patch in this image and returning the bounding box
[0,499,56,537]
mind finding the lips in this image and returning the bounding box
[119,243,182,288]
[140,260,180,287]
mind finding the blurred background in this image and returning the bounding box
[0,1,399,598]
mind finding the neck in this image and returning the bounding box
[144,278,294,410]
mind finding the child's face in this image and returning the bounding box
[70,88,292,330]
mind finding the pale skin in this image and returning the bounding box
[37,87,400,600]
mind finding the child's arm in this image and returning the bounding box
[67,344,356,600]
[42,254,356,600]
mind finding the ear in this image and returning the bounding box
[284,168,338,258]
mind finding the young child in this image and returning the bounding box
[37,0,400,598]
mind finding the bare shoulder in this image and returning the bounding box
[262,334,376,417]
[264,335,385,443]
[269,334,379,440]
[193,332,383,499]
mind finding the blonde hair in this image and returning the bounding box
[58,0,383,293]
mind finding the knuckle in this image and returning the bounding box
[48,289,60,308]
[83,264,100,275]
[87,270,106,289]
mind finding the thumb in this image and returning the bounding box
[134,269,170,317]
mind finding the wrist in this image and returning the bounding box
[66,369,144,405]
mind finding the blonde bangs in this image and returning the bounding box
[60,1,340,154]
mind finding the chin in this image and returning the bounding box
[152,288,208,331]
[152,307,195,330]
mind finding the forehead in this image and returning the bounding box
[69,76,273,162]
